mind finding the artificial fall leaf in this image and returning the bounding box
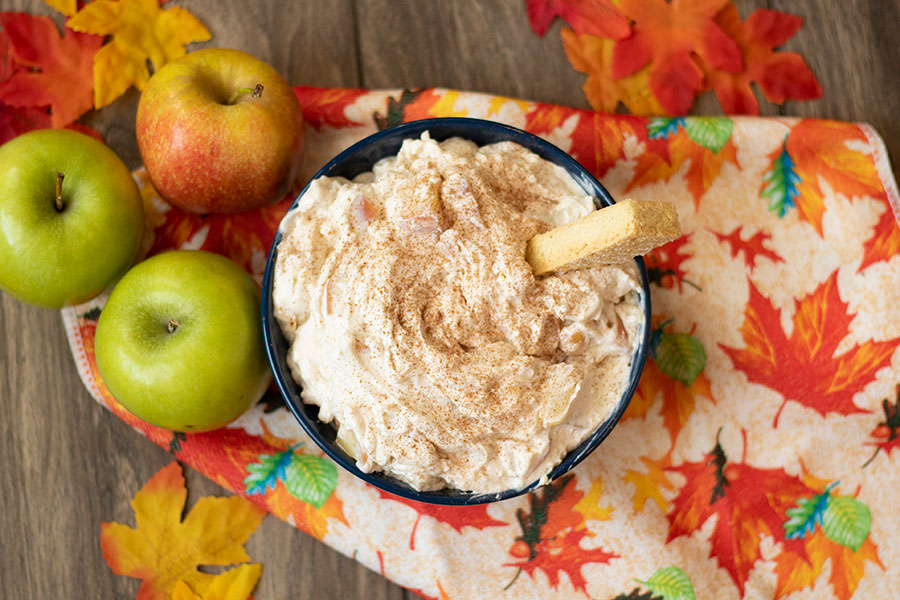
[627,123,739,209]
[712,226,784,271]
[171,564,262,600]
[785,120,886,236]
[561,27,663,115]
[859,197,900,271]
[611,0,742,115]
[505,476,617,594]
[526,0,630,40]
[666,438,815,593]
[294,86,367,130]
[719,271,900,427]
[701,5,822,114]
[44,0,77,16]
[100,461,265,600]
[772,528,882,600]
[377,490,506,550]
[0,12,102,127]
[622,455,675,513]
[67,0,211,109]
[626,353,715,443]
[0,104,51,145]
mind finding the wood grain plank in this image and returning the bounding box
[356,0,590,108]
[773,0,900,172]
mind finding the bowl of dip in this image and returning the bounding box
[261,118,651,505]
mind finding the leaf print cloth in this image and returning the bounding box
[62,87,900,599]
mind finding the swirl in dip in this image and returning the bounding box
[273,133,642,494]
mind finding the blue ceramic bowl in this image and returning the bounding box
[261,118,651,505]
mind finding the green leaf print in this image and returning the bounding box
[284,454,338,509]
[783,482,836,539]
[647,117,684,140]
[761,138,800,217]
[822,495,872,551]
[244,449,293,496]
[636,566,696,600]
[653,332,706,387]
[683,117,733,153]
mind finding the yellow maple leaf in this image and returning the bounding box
[573,479,614,524]
[44,0,76,16]
[67,0,211,108]
[171,564,262,600]
[623,455,675,513]
[100,461,266,600]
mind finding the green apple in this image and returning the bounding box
[136,48,305,214]
[0,129,143,308]
[95,250,271,432]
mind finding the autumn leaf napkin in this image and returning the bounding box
[63,86,900,600]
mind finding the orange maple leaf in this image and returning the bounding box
[859,197,900,272]
[100,462,265,600]
[268,482,347,540]
[505,476,617,595]
[526,0,630,40]
[666,438,815,593]
[772,527,882,599]
[627,125,739,209]
[294,86,367,130]
[701,5,821,114]
[720,271,900,427]
[627,359,714,442]
[561,27,663,115]
[0,12,102,127]
[378,490,506,550]
[787,120,886,236]
[712,225,784,271]
[611,0,742,115]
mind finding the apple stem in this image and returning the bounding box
[167,318,181,333]
[55,172,64,212]
[227,84,264,104]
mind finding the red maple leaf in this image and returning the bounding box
[504,475,617,595]
[712,226,784,271]
[788,120,886,236]
[293,86,367,130]
[720,271,900,426]
[701,5,821,114]
[627,126,739,209]
[859,198,900,271]
[666,437,816,593]
[0,104,51,145]
[525,0,630,39]
[377,490,506,550]
[643,233,695,291]
[0,12,102,128]
[611,0,742,115]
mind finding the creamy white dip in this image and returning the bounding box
[273,133,642,493]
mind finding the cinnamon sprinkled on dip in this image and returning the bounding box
[273,133,641,493]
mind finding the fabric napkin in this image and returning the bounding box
[63,86,900,600]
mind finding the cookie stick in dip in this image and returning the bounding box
[525,199,681,275]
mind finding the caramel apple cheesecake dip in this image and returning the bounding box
[272,133,643,494]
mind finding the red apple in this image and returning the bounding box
[136,48,304,214]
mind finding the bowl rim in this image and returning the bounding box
[261,117,651,505]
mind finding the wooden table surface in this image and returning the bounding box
[2,0,898,597]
